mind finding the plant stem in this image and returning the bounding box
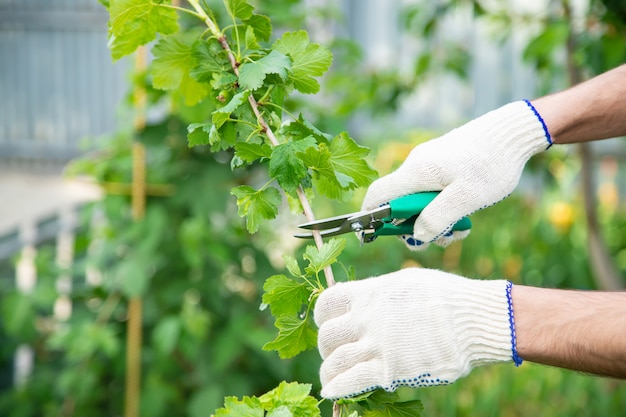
[187,5,339,414]
[186,0,222,37]
[297,187,335,286]
[157,2,203,20]
[187,0,336,287]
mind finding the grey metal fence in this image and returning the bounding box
[0,0,128,166]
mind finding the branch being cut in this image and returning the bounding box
[187,0,336,287]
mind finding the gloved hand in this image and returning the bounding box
[362,100,552,250]
[314,268,522,400]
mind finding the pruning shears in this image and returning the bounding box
[294,191,472,244]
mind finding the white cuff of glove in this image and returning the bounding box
[314,269,522,400]
[362,100,552,250]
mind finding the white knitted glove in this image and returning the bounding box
[314,268,522,400]
[363,100,552,250]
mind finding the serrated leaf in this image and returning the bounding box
[239,50,291,90]
[220,121,238,150]
[214,396,264,417]
[263,314,317,358]
[281,114,332,143]
[298,144,345,200]
[266,406,293,417]
[213,91,250,128]
[303,238,346,275]
[108,0,179,59]
[187,122,212,147]
[259,382,320,417]
[283,255,302,277]
[151,35,210,105]
[209,124,222,147]
[244,25,261,50]
[245,14,272,42]
[190,38,230,83]
[330,132,378,188]
[262,274,311,317]
[362,400,424,417]
[234,142,272,164]
[269,136,316,194]
[231,185,281,233]
[211,72,238,90]
[224,0,254,20]
[366,390,400,404]
[273,30,332,94]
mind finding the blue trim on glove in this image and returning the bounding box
[523,99,553,149]
[506,281,524,366]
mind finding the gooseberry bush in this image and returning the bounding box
[102,0,424,415]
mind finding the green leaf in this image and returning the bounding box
[187,386,222,417]
[263,314,317,358]
[296,133,376,199]
[215,396,264,417]
[151,35,210,105]
[262,274,311,316]
[330,132,378,188]
[245,14,272,42]
[269,136,316,194]
[523,22,569,68]
[187,122,212,147]
[108,0,179,60]
[259,381,320,417]
[239,50,291,90]
[213,91,250,128]
[211,72,239,91]
[244,25,261,51]
[273,30,332,94]
[281,114,332,143]
[188,122,221,149]
[152,316,181,355]
[181,302,211,340]
[1,293,34,337]
[190,38,230,83]
[283,255,303,277]
[298,144,344,200]
[231,185,281,233]
[266,406,293,417]
[116,254,151,297]
[303,238,346,275]
[220,121,238,149]
[234,142,272,164]
[224,0,254,20]
[362,400,424,417]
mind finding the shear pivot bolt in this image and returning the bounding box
[351,222,363,233]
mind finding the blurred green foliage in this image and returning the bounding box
[1,0,625,416]
[0,117,323,416]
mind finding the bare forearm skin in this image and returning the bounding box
[512,285,626,378]
[531,64,626,144]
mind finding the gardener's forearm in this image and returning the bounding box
[512,285,626,378]
[531,64,626,144]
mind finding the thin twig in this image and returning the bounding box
[185,3,339,414]
[188,0,336,286]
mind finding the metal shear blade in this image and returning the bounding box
[294,206,391,240]
[296,213,355,231]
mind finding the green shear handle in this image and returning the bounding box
[373,192,472,238]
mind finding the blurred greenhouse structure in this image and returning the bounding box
[0,0,625,416]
